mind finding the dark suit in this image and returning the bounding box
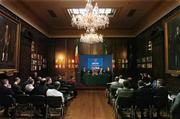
[152,86,168,98]
[31,84,48,96]
[0,85,15,96]
[152,86,168,117]
[135,86,153,118]
[0,85,15,116]
[12,84,24,95]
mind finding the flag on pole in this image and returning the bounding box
[103,43,108,55]
[75,44,78,64]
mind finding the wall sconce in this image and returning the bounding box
[55,54,65,69]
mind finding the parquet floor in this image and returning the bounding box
[64,90,115,119]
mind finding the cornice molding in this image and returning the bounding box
[1,0,179,38]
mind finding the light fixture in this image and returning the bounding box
[80,28,103,44]
[71,0,109,31]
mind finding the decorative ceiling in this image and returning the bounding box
[1,0,180,37]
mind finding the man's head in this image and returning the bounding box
[115,76,119,81]
[1,79,9,85]
[123,80,130,89]
[156,78,164,87]
[54,81,61,90]
[46,77,52,84]
[14,77,21,84]
[40,78,47,85]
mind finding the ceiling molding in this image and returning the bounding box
[135,1,180,36]
[1,0,179,38]
[0,0,49,36]
[48,29,136,38]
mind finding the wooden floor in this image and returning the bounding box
[64,90,115,119]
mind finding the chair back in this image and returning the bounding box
[15,94,30,104]
[29,95,46,106]
[117,96,134,108]
[0,95,15,106]
[153,96,168,108]
[135,90,153,108]
[46,96,63,108]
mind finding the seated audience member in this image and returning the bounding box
[22,76,32,91]
[127,77,136,89]
[25,78,35,94]
[108,76,122,102]
[151,79,157,89]
[31,78,48,117]
[152,79,168,97]
[66,76,76,85]
[116,80,134,98]
[152,78,168,117]
[46,77,54,89]
[34,76,42,87]
[171,93,180,119]
[12,77,24,95]
[118,75,125,87]
[141,73,151,86]
[31,78,48,96]
[0,79,15,117]
[46,81,64,103]
[56,75,67,85]
[0,79,14,96]
[109,76,122,89]
[115,80,134,118]
[135,80,153,118]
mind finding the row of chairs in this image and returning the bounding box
[114,95,170,119]
[0,94,64,119]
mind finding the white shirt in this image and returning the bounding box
[25,84,34,92]
[46,89,64,103]
[119,78,125,84]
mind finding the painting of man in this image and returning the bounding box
[166,13,180,71]
[0,12,19,72]
[0,24,11,62]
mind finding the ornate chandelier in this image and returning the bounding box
[80,28,103,44]
[71,0,109,31]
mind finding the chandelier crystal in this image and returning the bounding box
[71,0,109,31]
[80,28,103,44]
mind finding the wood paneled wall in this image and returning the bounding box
[133,6,180,90]
[0,5,49,81]
[48,38,132,78]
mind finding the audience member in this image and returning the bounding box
[0,79,14,96]
[135,80,153,118]
[152,78,168,117]
[46,77,54,89]
[22,76,32,92]
[31,78,48,96]
[25,78,35,94]
[46,81,64,103]
[0,79,15,117]
[116,80,134,98]
[118,75,125,86]
[12,77,24,95]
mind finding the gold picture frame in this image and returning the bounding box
[165,12,180,74]
[0,11,20,73]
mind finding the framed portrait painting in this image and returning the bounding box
[0,11,20,73]
[165,12,180,74]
